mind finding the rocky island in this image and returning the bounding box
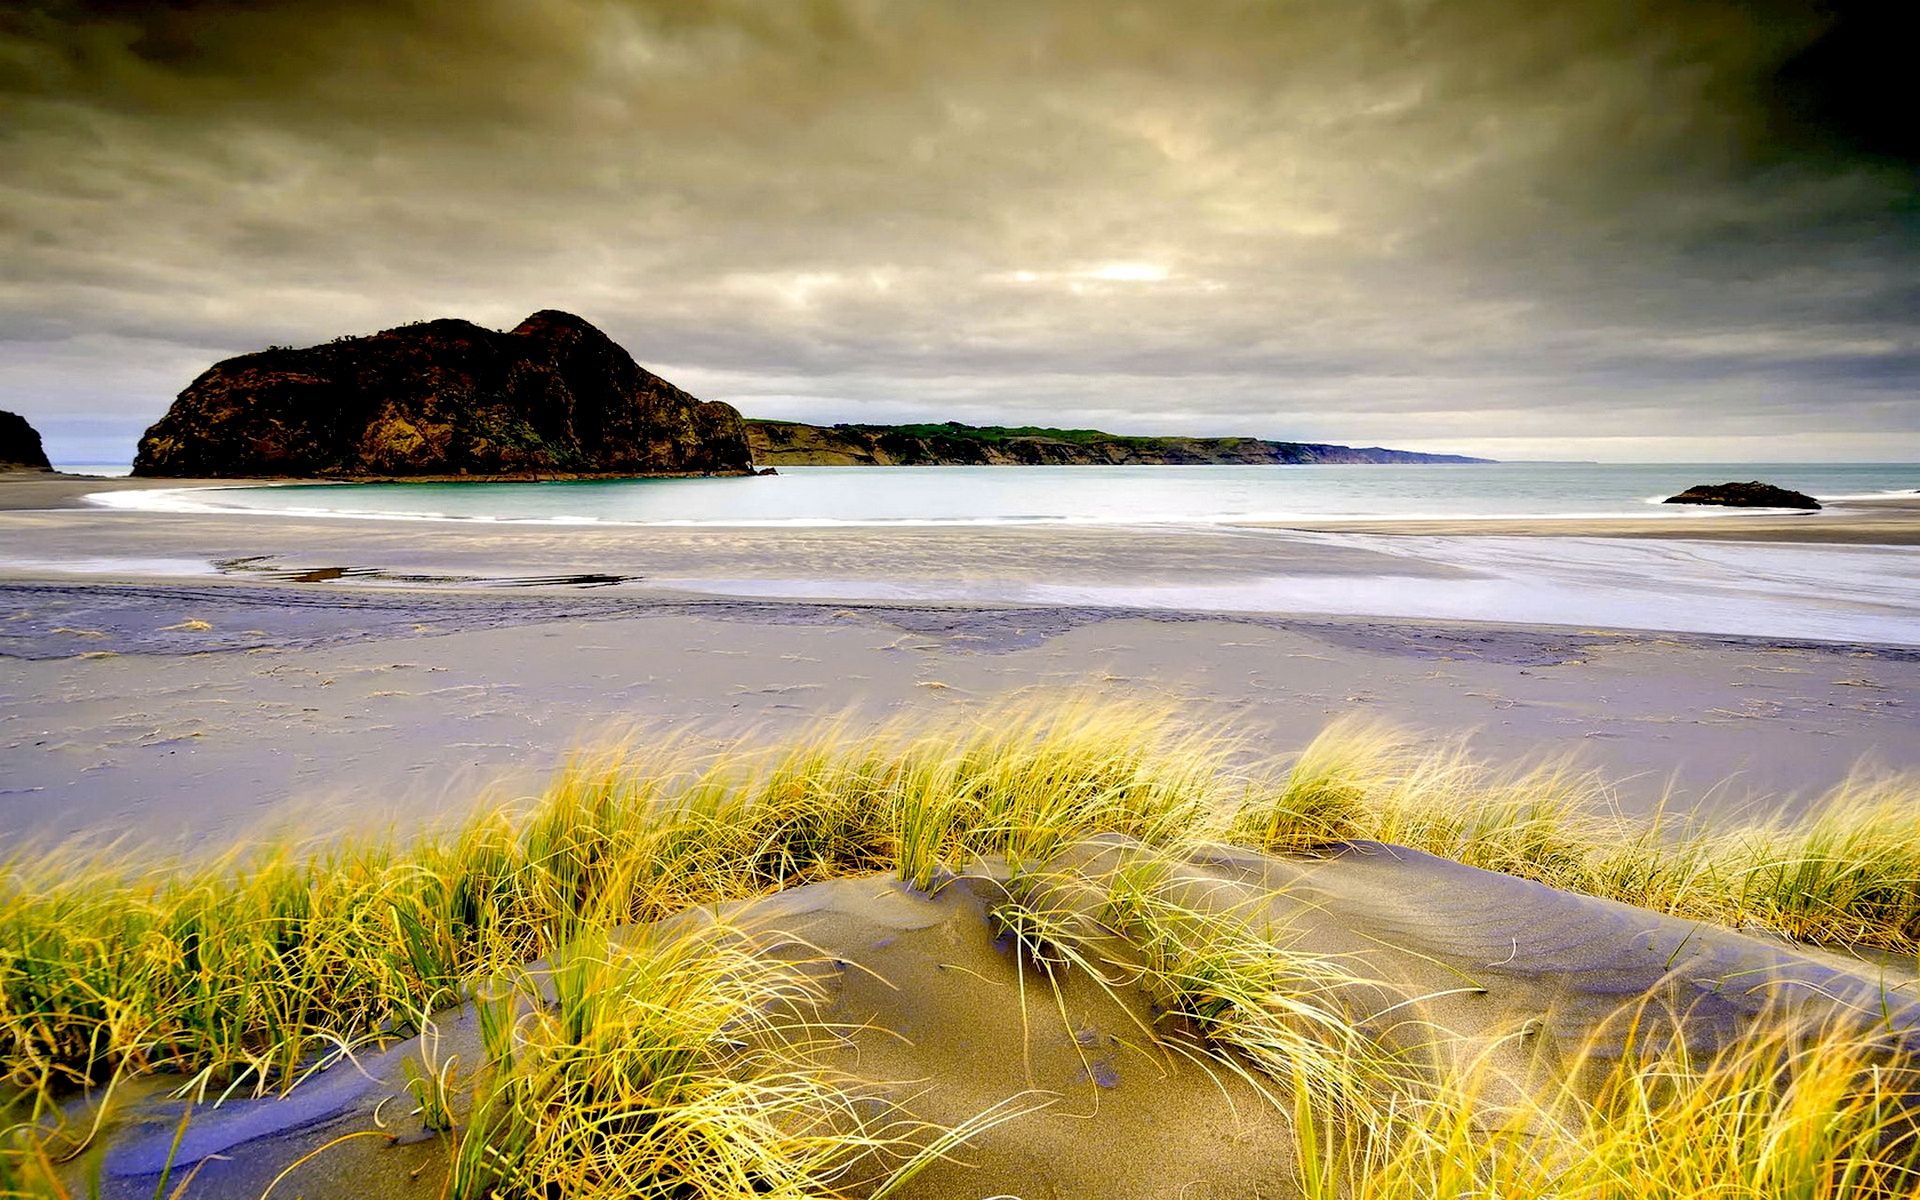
[0,409,52,471]
[132,311,752,479]
[747,419,1490,466]
[1663,481,1822,510]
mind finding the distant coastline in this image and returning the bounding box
[746,418,1490,467]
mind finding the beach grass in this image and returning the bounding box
[0,701,1234,1099]
[1282,1006,1920,1199]
[448,925,958,1199]
[3,700,1918,1196]
[990,848,1429,1130]
[1232,716,1920,957]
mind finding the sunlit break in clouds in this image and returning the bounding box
[1,1,1915,462]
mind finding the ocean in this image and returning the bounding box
[83,461,1918,526]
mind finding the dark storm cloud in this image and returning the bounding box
[1,0,1914,460]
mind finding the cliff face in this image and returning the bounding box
[133,311,752,478]
[747,420,1489,467]
[0,410,52,471]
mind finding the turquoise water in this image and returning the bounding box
[96,462,1919,526]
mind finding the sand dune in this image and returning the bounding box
[68,838,1918,1198]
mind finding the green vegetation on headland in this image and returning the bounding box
[747,418,1492,466]
[3,704,1915,1196]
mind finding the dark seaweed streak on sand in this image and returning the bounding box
[3,581,1916,665]
[215,555,634,588]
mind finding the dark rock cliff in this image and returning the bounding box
[0,410,52,471]
[132,311,752,478]
[747,420,1490,467]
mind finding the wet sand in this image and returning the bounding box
[4,579,1917,848]
[1247,493,1920,545]
[3,471,1917,848]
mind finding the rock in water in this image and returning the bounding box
[0,409,52,471]
[1663,480,1821,509]
[132,311,752,478]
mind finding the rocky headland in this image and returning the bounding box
[0,409,52,471]
[1664,481,1822,510]
[132,311,752,479]
[747,419,1490,466]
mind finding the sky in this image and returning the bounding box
[2,1,1914,464]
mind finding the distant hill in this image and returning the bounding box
[133,312,752,479]
[747,419,1490,467]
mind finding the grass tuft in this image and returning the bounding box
[450,925,931,1199]
[1294,1010,1920,1199]
[1235,717,1920,958]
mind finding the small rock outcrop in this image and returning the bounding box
[1662,481,1821,510]
[0,410,52,471]
[132,311,752,479]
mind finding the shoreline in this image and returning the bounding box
[9,468,1920,544]
[6,479,1919,646]
[1240,494,1920,545]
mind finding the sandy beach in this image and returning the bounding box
[4,471,1916,848]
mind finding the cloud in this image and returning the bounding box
[1,0,1913,461]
